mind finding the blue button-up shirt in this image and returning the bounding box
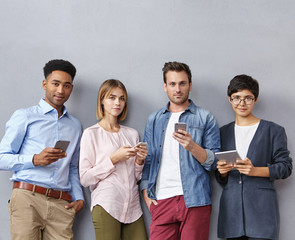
[140,100,220,207]
[0,99,84,201]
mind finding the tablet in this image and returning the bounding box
[215,150,242,164]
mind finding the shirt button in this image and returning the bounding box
[238,181,242,184]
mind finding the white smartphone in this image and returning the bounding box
[134,142,147,148]
[175,122,187,133]
[54,140,70,152]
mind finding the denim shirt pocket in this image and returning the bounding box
[187,125,204,145]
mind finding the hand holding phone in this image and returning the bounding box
[175,122,187,133]
[134,142,147,148]
[54,140,70,152]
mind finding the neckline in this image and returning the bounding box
[235,121,260,128]
[98,122,121,133]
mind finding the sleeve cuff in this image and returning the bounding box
[201,149,215,168]
[70,186,85,202]
[267,163,275,181]
[140,180,148,192]
[25,155,36,169]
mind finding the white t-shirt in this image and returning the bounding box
[235,122,260,160]
[155,112,184,200]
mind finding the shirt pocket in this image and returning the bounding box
[187,125,204,145]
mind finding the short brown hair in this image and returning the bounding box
[96,79,128,121]
[162,61,192,83]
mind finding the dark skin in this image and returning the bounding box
[31,70,84,213]
[33,148,84,213]
[33,148,67,166]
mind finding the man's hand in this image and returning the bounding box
[173,129,194,151]
[33,147,67,166]
[65,200,84,214]
[173,129,207,164]
[142,189,157,211]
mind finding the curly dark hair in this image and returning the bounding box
[43,59,76,80]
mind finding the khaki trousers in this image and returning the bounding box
[9,188,76,240]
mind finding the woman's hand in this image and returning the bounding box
[134,144,148,165]
[110,146,137,164]
[235,158,270,177]
[217,160,234,177]
[235,158,255,176]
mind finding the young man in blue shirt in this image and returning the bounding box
[0,59,84,240]
[141,61,220,240]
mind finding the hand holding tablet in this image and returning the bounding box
[215,150,242,164]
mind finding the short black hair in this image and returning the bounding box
[227,74,259,100]
[162,61,192,83]
[43,59,76,80]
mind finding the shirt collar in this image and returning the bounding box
[38,99,69,117]
[162,99,196,114]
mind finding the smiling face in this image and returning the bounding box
[229,89,257,118]
[164,70,192,108]
[42,70,73,115]
[102,87,126,119]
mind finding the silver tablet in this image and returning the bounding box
[215,150,242,164]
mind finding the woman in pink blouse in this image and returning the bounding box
[79,79,148,240]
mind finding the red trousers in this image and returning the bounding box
[149,195,211,240]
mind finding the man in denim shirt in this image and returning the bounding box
[141,62,220,240]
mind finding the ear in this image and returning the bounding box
[189,82,192,91]
[163,82,167,93]
[228,96,231,103]
[42,80,47,90]
[254,97,258,104]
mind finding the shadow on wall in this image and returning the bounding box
[67,79,100,129]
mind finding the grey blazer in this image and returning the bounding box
[216,120,292,240]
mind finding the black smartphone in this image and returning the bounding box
[54,140,70,152]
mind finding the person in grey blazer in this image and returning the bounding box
[216,74,292,240]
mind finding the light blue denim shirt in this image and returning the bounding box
[140,100,220,207]
[0,99,84,201]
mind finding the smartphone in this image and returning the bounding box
[134,142,147,148]
[54,140,70,152]
[174,122,187,133]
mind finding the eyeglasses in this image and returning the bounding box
[230,96,255,105]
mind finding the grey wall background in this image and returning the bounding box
[0,0,294,239]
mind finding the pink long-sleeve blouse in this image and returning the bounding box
[79,123,144,223]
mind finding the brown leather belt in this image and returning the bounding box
[13,181,72,202]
